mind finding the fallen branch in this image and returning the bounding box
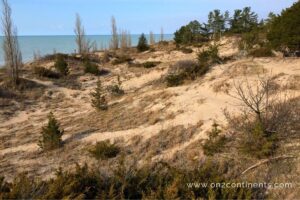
[241,155,297,175]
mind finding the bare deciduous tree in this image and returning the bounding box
[127,30,131,48]
[110,16,118,50]
[120,30,128,50]
[149,31,155,45]
[160,27,164,42]
[228,75,299,137]
[74,13,89,54]
[1,0,22,86]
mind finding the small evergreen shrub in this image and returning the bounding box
[84,60,99,75]
[90,79,108,110]
[137,33,149,52]
[240,122,277,159]
[89,140,120,160]
[39,112,64,150]
[107,76,124,96]
[54,55,69,76]
[143,61,161,68]
[33,66,60,79]
[202,122,227,156]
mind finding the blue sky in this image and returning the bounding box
[3,0,298,35]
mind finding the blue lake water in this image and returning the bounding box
[0,34,174,66]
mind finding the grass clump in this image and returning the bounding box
[33,66,60,79]
[89,140,120,160]
[90,79,108,110]
[54,55,69,76]
[39,112,64,150]
[202,122,227,156]
[83,60,99,75]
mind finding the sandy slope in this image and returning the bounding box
[0,37,299,181]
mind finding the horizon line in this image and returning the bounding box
[0,33,174,37]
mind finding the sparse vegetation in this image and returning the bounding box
[88,140,120,160]
[39,112,64,150]
[248,47,275,57]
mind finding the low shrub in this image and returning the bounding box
[84,60,99,75]
[88,140,120,160]
[0,161,265,199]
[39,112,64,150]
[143,61,161,68]
[248,47,275,57]
[202,122,227,156]
[166,74,184,87]
[112,54,133,65]
[180,47,193,54]
[197,45,221,66]
[54,55,69,76]
[33,66,60,79]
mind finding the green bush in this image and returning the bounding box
[143,61,161,68]
[248,47,275,57]
[197,45,221,66]
[89,141,120,160]
[33,66,60,79]
[166,74,184,87]
[202,122,227,156]
[84,60,99,75]
[137,33,149,52]
[90,79,108,111]
[39,112,64,150]
[54,55,69,76]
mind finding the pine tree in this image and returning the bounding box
[137,33,149,52]
[267,1,300,52]
[39,112,64,150]
[91,79,108,110]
